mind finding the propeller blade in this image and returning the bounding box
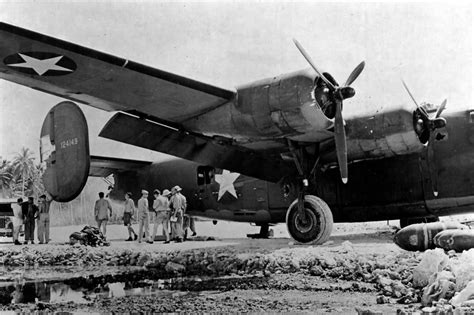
[293,39,336,91]
[344,61,365,86]
[436,99,447,118]
[427,132,438,196]
[334,100,348,183]
[401,80,420,108]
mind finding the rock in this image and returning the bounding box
[309,265,324,276]
[412,249,448,288]
[165,262,186,274]
[451,280,474,307]
[376,295,390,304]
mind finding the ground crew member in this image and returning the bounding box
[37,193,52,244]
[183,216,197,240]
[22,196,38,244]
[137,189,150,243]
[94,192,113,238]
[150,189,171,244]
[11,198,23,245]
[123,192,137,241]
[170,185,186,243]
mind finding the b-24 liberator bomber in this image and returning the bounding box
[0,22,472,243]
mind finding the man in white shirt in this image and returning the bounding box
[11,198,23,245]
[137,189,150,243]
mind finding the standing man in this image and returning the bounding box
[123,192,137,241]
[11,198,23,245]
[37,193,52,244]
[150,189,171,244]
[137,190,150,243]
[23,197,38,245]
[170,185,186,243]
[94,192,113,238]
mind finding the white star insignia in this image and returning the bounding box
[7,53,74,76]
[214,170,240,201]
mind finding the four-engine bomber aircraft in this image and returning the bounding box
[1,22,473,244]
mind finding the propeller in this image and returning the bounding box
[402,80,447,144]
[402,80,448,196]
[293,39,365,183]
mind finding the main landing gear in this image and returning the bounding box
[285,141,334,244]
[286,195,333,244]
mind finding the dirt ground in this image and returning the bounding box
[0,220,428,314]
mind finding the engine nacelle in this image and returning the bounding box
[40,101,90,202]
[233,69,333,138]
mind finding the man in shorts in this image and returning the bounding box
[123,192,137,241]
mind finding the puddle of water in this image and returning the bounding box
[1,274,266,305]
[4,280,191,305]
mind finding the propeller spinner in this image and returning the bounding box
[293,39,365,183]
[402,80,447,144]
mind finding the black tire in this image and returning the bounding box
[286,195,333,244]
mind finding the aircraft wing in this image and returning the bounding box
[99,113,292,182]
[0,22,235,122]
[89,155,153,178]
[1,23,292,182]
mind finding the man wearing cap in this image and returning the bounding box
[37,192,52,244]
[94,192,113,238]
[170,185,186,242]
[137,189,150,243]
[150,189,171,244]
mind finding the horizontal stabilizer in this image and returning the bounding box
[99,113,291,182]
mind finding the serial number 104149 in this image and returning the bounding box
[60,138,78,149]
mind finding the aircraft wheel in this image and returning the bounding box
[286,195,333,244]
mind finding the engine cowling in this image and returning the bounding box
[234,69,334,139]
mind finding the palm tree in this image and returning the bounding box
[29,164,45,198]
[0,158,13,197]
[12,147,36,197]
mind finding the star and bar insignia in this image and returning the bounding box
[4,52,76,76]
[215,170,241,201]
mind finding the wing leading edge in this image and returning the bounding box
[0,22,235,122]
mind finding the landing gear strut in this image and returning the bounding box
[286,140,334,244]
[247,224,272,239]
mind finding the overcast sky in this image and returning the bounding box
[0,1,472,162]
